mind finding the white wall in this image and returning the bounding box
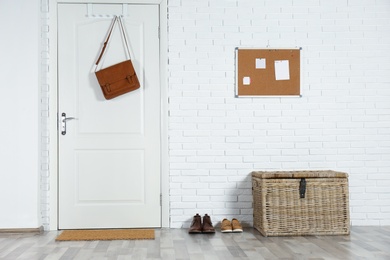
[4,0,390,231]
[167,0,390,228]
[0,0,41,229]
[37,0,390,229]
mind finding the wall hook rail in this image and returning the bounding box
[86,3,128,18]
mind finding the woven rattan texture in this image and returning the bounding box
[252,171,350,237]
[252,170,348,179]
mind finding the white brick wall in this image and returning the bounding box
[40,0,50,230]
[167,0,390,228]
[40,0,390,229]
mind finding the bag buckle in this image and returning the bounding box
[126,75,134,85]
[104,84,111,93]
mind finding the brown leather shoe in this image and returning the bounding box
[188,213,202,234]
[202,214,215,233]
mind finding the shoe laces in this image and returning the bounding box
[191,214,201,225]
[232,218,241,227]
[203,214,212,225]
[222,219,231,228]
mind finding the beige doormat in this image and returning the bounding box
[55,229,155,241]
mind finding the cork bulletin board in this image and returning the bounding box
[235,48,301,97]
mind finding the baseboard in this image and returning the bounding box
[0,226,44,233]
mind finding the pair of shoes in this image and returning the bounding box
[221,218,243,233]
[188,213,216,234]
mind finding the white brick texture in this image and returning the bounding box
[40,0,50,230]
[167,0,390,228]
[40,0,390,230]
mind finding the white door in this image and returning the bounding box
[58,3,161,229]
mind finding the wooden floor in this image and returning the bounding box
[0,226,389,259]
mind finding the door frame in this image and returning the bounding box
[48,0,169,230]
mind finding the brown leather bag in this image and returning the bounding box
[95,16,140,100]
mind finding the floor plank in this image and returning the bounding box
[0,227,388,259]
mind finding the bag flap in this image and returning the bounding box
[95,60,136,85]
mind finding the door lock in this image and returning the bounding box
[61,113,76,135]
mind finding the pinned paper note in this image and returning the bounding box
[275,60,290,80]
[243,76,251,85]
[255,58,266,69]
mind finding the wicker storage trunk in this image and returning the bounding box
[252,170,350,237]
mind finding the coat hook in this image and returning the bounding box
[122,4,128,17]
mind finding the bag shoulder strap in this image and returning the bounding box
[118,16,133,61]
[95,16,133,67]
[95,16,117,66]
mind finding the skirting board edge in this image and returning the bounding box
[0,226,44,233]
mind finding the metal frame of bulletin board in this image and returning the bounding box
[235,47,301,97]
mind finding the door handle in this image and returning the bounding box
[61,113,76,135]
